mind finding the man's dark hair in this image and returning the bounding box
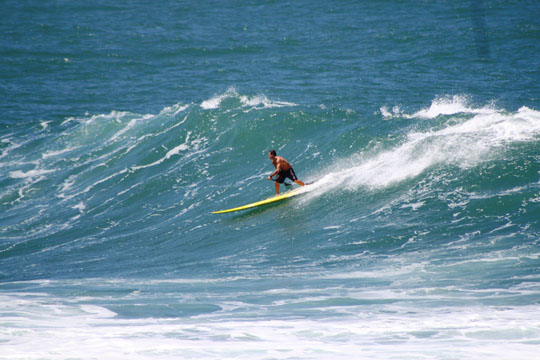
[269,150,277,156]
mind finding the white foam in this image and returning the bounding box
[401,201,425,211]
[201,87,296,110]
[2,275,540,360]
[50,110,194,201]
[159,103,190,116]
[312,103,540,193]
[80,168,129,195]
[9,169,56,179]
[110,114,153,142]
[239,94,297,108]
[380,106,392,118]
[411,95,497,119]
[201,87,237,109]
[0,138,23,159]
[130,132,201,171]
[380,105,405,119]
[2,290,539,360]
[71,201,86,212]
[42,147,77,159]
[381,96,500,120]
[323,262,428,280]
[40,120,51,130]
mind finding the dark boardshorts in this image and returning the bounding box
[276,168,298,184]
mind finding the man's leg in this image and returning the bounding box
[288,168,304,187]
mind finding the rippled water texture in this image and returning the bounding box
[1,1,540,359]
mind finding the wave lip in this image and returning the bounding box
[381,95,498,119]
[319,100,540,193]
[200,87,297,110]
[411,95,497,119]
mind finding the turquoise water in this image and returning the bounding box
[1,1,540,359]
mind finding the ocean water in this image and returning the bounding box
[1,1,540,359]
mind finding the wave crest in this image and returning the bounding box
[200,87,297,110]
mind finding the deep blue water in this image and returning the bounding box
[1,1,540,359]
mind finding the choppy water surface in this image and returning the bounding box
[1,1,540,359]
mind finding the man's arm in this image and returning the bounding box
[267,162,282,180]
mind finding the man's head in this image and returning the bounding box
[268,150,276,159]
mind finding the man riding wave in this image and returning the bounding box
[267,150,305,195]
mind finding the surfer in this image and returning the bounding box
[267,150,305,195]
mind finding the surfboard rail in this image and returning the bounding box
[212,187,304,214]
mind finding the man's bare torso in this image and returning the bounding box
[272,156,292,171]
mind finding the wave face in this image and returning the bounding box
[2,0,540,358]
[2,92,540,359]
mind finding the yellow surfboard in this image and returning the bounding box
[212,187,304,214]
